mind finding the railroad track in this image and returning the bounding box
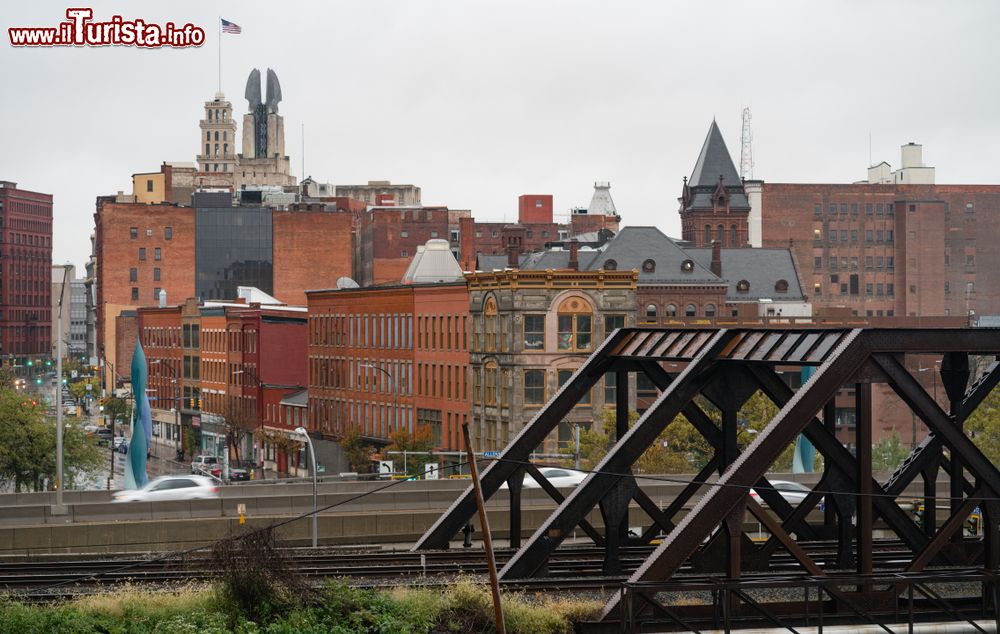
[0,539,925,599]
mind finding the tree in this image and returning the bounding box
[221,397,259,464]
[339,428,374,473]
[965,384,1000,464]
[0,387,103,491]
[0,366,16,391]
[261,429,300,476]
[385,426,436,477]
[872,428,910,472]
[103,396,130,426]
[69,377,99,402]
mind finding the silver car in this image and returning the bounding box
[113,475,220,502]
[749,480,813,506]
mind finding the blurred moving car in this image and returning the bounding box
[95,428,113,446]
[113,436,127,451]
[749,480,812,506]
[190,455,220,475]
[501,467,588,489]
[112,475,220,502]
[116,439,129,454]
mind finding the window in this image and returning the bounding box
[851,203,858,216]
[909,204,917,212]
[153,287,161,301]
[704,304,716,317]
[642,259,656,273]
[876,283,884,296]
[130,227,138,239]
[866,203,873,215]
[966,202,975,214]
[829,230,836,243]
[558,369,589,405]
[775,279,789,293]
[840,203,848,215]
[153,267,161,282]
[146,179,154,192]
[430,231,439,238]
[886,230,893,242]
[557,312,592,351]
[131,287,139,300]
[604,314,625,336]
[165,226,172,240]
[876,203,884,216]
[705,224,712,243]
[851,230,858,243]
[945,282,951,294]
[154,248,161,261]
[401,250,408,257]
[604,259,617,271]
[865,256,873,269]
[524,370,545,405]
[866,283,873,296]
[814,256,822,269]
[139,248,146,261]
[645,304,657,319]
[524,314,545,350]
[814,282,821,295]
[967,254,975,267]
[736,279,750,293]
[850,257,858,270]
[840,230,848,242]
[681,259,694,273]
[887,283,894,296]
[684,304,696,317]
[813,204,822,218]
[865,230,873,242]
[129,268,137,282]
[605,372,617,403]
[665,304,677,317]
[828,203,837,215]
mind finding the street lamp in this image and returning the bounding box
[294,426,318,548]
[53,263,73,515]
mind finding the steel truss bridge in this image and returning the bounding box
[415,327,1000,632]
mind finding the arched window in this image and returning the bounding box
[717,225,725,244]
[665,304,677,317]
[642,259,656,273]
[646,304,658,319]
[737,280,750,293]
[484,296,499,352]
[704,224,712,245]
[557,297,593,351]
[775,279,789,293]
[685,304,697,317]
[730,224,737,246]
[705,304,716,317]
[604,259,617,271]
[681,259,694,273]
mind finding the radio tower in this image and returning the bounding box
[740,107,754,180]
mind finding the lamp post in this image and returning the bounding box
[295,426,318,548]
[53,263,72,515]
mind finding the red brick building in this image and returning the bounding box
[759,183,1000,319]
[307,241,471,470]
[138,299,307,470]
[0,181,53,358]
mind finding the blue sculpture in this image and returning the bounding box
[792,366,817,473]
[124,339,151,489]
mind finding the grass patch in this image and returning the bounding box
[0,580,603,634]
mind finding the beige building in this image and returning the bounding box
[335,181,421,206]
[197,93,238,175]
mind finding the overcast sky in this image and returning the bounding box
[2,1,998,271]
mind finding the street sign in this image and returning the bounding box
[424,463,440,480]
[483,451,500,458]
[378,460,393,477]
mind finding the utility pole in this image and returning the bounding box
[53,263,72,515]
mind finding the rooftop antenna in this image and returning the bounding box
[301,123,305,183]
[868,131,872,167]
[740,107,754,180]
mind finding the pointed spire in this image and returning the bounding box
[688,121,742,189]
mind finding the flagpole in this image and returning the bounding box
[217,16,221,93]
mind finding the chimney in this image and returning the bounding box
[568,239,579,271]
[507,243,519,268]
[710,240,722,277]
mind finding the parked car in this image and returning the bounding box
[117,439,129,454]
[501,467,588,489]
[228,467,250,482]
[113,436,128,451]
[95,428,113,446]
[749,480,813,507]
[112,475,220,503]
[190,455,220,475]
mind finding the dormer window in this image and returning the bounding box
[775,279,789,293]
[681,259,694,273]
[604,259,617,271]
[736,280,750,293]
[642,259,656,273]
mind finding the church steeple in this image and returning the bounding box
[679,121,751,248]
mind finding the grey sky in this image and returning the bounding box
[2,1,997,271]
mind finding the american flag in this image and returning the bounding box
[221,19,241,34]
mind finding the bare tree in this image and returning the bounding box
[221,396,259,465]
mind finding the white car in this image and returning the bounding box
[113,475,220,503]
[501,467,588,489]
[749,480,813,507]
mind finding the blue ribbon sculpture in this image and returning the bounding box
[124,339,151,489]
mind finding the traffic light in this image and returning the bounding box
[35,378,42,385]
[26,360,33,367]
[46,360,52,367]
[197,398,202,410]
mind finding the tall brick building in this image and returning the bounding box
[0,181,52,359]
[757,144,1000,319]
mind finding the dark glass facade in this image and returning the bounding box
[195,207,273,300]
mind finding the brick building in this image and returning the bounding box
[307,240,471,471]
[355,206,453,286]
[466,268,638,455]
[679,122,752,249]
[335,180,421,207]
[0,181,53,359]
[138,295,307,471]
